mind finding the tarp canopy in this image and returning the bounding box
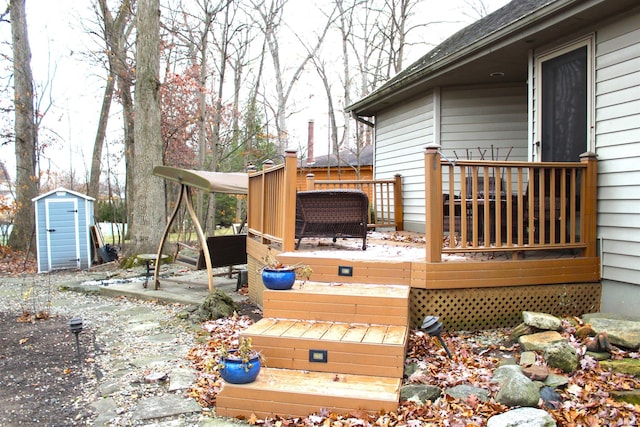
[153,166,248,194]
[152,165,248,293]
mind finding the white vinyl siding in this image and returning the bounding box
[373,85,528,232]
[595,9,640,288]
[440,85,528,163]
[439,85,529,194]
[375,93,434,232]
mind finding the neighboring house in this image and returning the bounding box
[0,161,12,202]
[296,144,374,191]
[0,161,13,231]
[0,162,12,244]
[347,0,640,315]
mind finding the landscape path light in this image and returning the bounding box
[68,317,83,363]
[420,315,452,359]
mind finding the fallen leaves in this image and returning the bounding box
[186,313,254,408]
[187,316,640,426]
[16,310,50,323]
[0,247,37,275]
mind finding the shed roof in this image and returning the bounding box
[32,187,96,202]
[153,166,248,194]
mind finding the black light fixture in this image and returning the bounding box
[68,317,83,363]
[420,315,452,359]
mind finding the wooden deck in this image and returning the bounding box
[234,149,602,420]
[247,234,600,328]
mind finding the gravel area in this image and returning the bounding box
[0,264,244,426]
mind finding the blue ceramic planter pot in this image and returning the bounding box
[261,268,296,290]
[220,352,261,384]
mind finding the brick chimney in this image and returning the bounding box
[307,120,315,163]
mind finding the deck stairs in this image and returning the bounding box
[215,280,411,419]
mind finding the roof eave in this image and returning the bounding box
[346,0,581,116]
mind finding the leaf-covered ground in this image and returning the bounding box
[0,311,94,426]
[2,248,638,425]
[0,246,38,276]
[187,315,640,427]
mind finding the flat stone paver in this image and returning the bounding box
[91,397,118,426]
[132,394,202,420]
[169,368,197,391]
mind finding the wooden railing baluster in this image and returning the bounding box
[247,148,597,259]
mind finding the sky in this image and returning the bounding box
[1,0,510,184]
[1,1,106,181]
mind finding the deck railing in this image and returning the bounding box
[247,150,298,252]
[247,147,598,260]
[425,144,598,262]
[304,174,403,230]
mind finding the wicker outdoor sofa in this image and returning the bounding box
[295,189,369,250]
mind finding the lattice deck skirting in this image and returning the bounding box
[249,251,602,332]
[409,282,602,331]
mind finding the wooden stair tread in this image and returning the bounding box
[216,368,401,418]
[244,318,407,346]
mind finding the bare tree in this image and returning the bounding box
[251,0,333,155]
[377,0,412,74]
[164,0,246,231]
[204,1,232,232]
[340,0,435,153]
[462,0,491,19]
[165,0,219,229]
[7,0,37,252]
[88,0,133,200]
[127,0,165,255]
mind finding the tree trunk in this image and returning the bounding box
[7,0,38,253]
[195,8,213,228]
[89,74,115,200]
[121,68,135,240]
[90,0,132,201]
[118,21,135,242]
[127,0,165,256]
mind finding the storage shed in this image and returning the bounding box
[33,187,95,273]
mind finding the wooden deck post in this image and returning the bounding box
[580,152,598,258]
[425,144,443,262]
[306,174,316,190]
[283,150,298,252]
[394,174,404,231]
[258,164,266,242]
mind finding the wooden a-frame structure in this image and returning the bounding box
[152,166,248,292]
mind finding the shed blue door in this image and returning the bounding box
[46,198,80,270]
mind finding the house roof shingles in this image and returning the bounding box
[349,0,640,116]
[389,0,552,86]
[299,144,373,168]
[347,0,555,113]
